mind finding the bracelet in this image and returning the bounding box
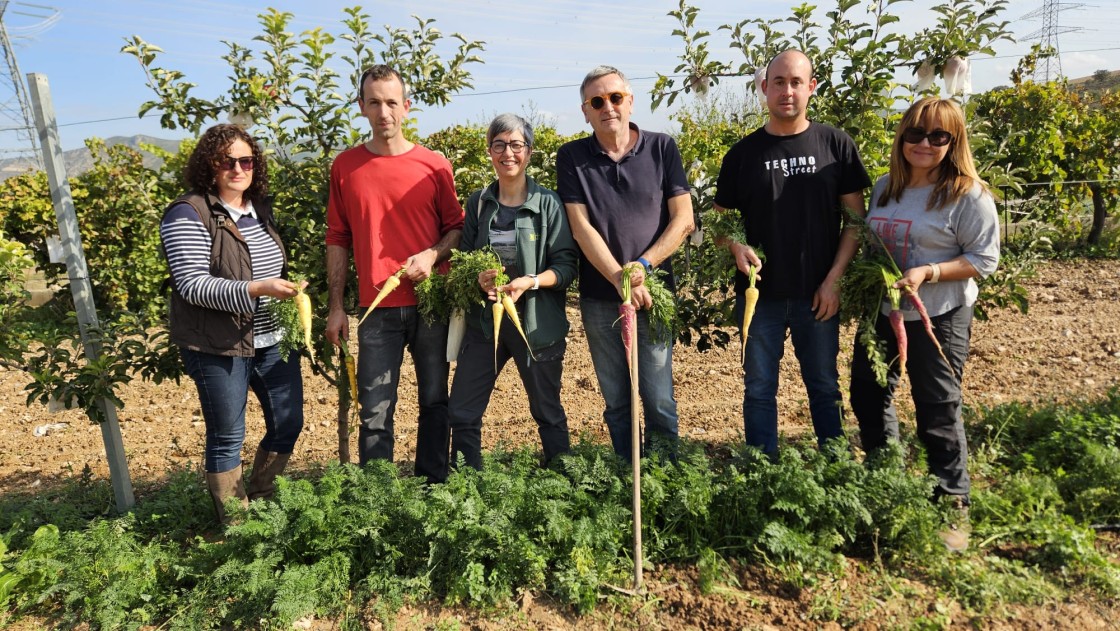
[928,262,941,284]
[529,274,540,291]
[637,257,653,272]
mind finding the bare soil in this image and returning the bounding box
[3,258,1120,629]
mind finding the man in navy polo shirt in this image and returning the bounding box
[557,65,695,460]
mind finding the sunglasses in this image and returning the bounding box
[901,128,953,147]
[489,140,530,154]
[582,91,630,110]
[217,156,255,171]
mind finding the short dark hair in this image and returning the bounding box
[357,64,410,102]
[184,124,269,199]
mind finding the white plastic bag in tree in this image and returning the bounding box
[754,66,766,102]
[916,60,935,92]
[446,310,466,362]
[943,56,971,96]
[228,110,254,129]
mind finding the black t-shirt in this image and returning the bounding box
[714,122,870,300]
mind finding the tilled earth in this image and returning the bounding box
[3,258,1120,629]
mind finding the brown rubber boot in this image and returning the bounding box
[207,465,248,525]
[246,446,290,501]
[938,496,971,552]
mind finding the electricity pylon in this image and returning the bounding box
[1022,0,1087,82]
[0,1,59,174]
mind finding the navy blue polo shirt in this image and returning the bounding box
[557,123,691,301]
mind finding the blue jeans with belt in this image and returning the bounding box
[739,295,843,457]
[581,297,679,460]
[180,344,304,474]
[356,305,450,483]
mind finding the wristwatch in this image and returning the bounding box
[529,274,540,291]
[637,257,653,272]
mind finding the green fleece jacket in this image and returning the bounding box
[461,177,578,351]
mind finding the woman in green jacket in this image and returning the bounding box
[447,113,578,470]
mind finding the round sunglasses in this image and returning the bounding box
[901,128,953,147]
[582,91,630,110]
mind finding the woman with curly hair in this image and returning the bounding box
[159,124,304,524]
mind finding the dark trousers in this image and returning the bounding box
[356,306,450,484]
[849,305,973,497]
[448,321,570,473]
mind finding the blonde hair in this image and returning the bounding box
[877,97,986,211]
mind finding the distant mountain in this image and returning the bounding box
[0,135,183,181]
[1068,69,1119,95]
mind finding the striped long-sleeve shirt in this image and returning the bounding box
[160,200,285,348]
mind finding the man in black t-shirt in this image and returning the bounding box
[713,49,871,458]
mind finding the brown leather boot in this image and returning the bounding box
[246,446,290,501]
[938,496,971,552]
[207,465,248,524]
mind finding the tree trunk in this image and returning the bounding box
[1087,183,1107,246]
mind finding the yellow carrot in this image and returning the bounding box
[492,299,504,373]
[294,289,313,354]
[499,291,535,361]
[357,267,405,325]
[741,266,759,364]
[344,353,358,400]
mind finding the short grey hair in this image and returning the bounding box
[486,113,534,147]
[580,65,630,100]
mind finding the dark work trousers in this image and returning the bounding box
[849,305,973,498]
[356,306,450,484]
[448,318,570,473]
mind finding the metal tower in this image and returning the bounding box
[0,1,59,174]
[1021,0,1087,82]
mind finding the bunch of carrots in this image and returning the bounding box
[842,215,949,385]
[702,207,763,364]
[442,248,532,371]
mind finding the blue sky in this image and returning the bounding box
[4,0,1120,151]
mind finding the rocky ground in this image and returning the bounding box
[2,258,1119,628]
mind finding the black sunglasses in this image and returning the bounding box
[901,128,953,147]
[218,156,255,171]
[582,91,629,110]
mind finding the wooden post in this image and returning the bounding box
[26,72,134,512]
[630,332,643,591]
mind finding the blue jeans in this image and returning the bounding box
[180,344,304,474]
[449,322,569,472]
[739,295,843,456]
[356,306,450,483]
[581,297,678,460]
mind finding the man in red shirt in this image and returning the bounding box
[325,64,464,482]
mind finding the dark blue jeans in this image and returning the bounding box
[738,295,843,456]
[849,305,973,497]
[180,344,304,474]
[581,297,678,461]
[448,322,570,472]
[356,306,450,483]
